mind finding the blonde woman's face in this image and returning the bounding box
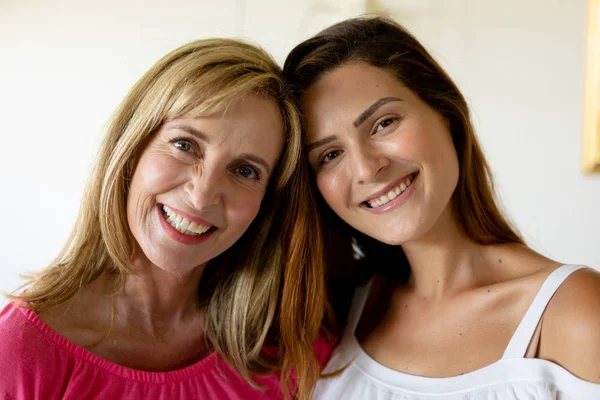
[302,63,459,245]
[126,96,284,273]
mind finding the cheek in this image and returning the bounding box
[228,190,265,226]
[317,172,346,211]
[426,126,459,185]
[127,153,184,219]
[441,147,460,201]
[134,153,182,193]
[389,121,430,158]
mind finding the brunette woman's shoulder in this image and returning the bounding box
[539,265,600,383]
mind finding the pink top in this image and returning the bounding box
[0,303,334,399]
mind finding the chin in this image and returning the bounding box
[141,248,209,274]
[379,237,406,246]
[357,224,415,246]
[374,236,408,246]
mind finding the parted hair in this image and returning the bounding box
[283,16,523,326]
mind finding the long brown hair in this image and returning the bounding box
[283,16,523,325]
[10,38,325,399]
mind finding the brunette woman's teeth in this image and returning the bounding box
[368,175,414,208]
[161,205,212,236]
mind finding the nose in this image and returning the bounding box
[184,164,224,209]
[349,143,389,185]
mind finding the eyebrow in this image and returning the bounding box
[353,97,403,127]
[306,135,338,153]
[167,124,210,143]
[238,153,271,174]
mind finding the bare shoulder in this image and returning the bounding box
[483,243,561,283]
[37,282,112,347]
[540,266,600,383]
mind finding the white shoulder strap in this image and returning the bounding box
[502,265,586,359]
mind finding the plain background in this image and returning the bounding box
[1,0,599,303]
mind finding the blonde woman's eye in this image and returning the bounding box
[375,118,396,133]
[238,166,260,180]
[321,150,342,165]
[172,138,193,152]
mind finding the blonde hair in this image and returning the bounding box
[11,39,325,399]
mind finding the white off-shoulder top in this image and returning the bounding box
[315,265,600,399]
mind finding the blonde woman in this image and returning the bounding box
[0,39,331,399]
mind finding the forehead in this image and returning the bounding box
[217,95,282,133]
[300,63,409,131]
[304,63,404,103]
[164,96,284,154]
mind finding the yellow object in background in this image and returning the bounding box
[584,0,600,173]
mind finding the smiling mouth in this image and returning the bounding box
[363,172,418,209]
[159,204,216,236]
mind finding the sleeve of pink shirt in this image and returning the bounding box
[0,303,73,400]
[312,331,338,369]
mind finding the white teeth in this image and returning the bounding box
[161,205,212,236]
[367,174,416,208]
[179,219,190,231]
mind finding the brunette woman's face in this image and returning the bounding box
[302,62,459,245]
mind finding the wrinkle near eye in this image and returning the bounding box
[192,162,203,176]
[234,175,267,194]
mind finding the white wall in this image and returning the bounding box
[1,0,598,300]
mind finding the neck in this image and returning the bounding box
[401,206,485,300]
[115,249,207,334]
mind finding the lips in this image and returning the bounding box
[160,204,214,236]
[157,204,217,245]
[363,172,418,208]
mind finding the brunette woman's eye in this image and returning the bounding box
[321,150,342,165]
[375,118,397,133]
